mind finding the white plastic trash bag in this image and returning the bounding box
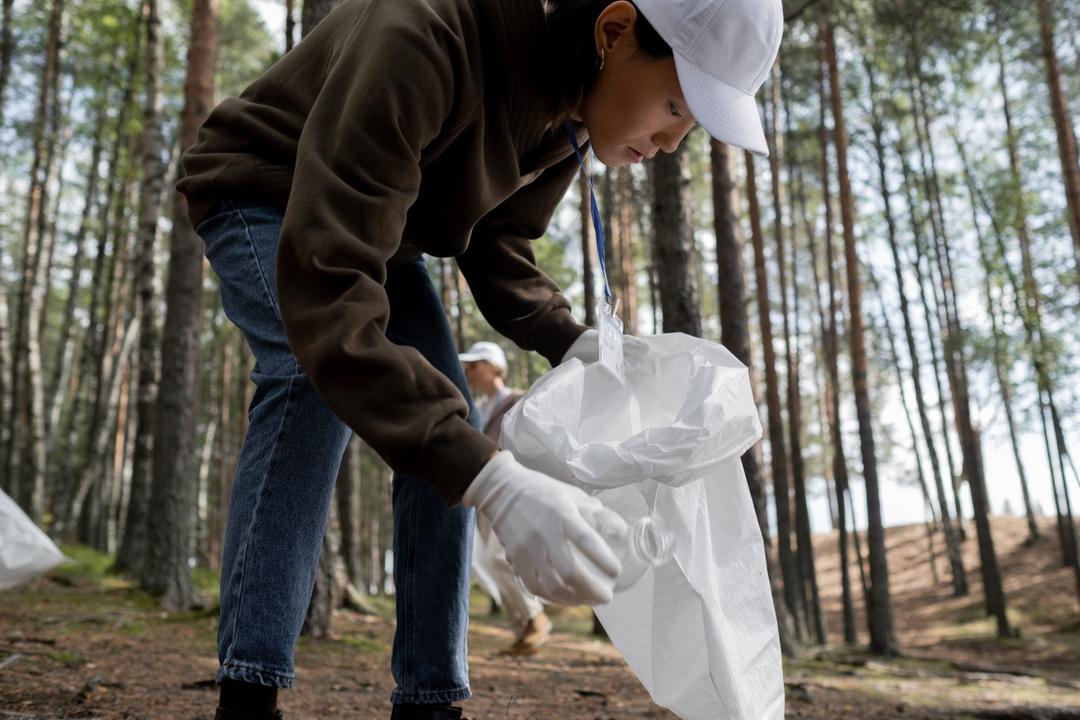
[0,488,65,590]
[500,332,784,720]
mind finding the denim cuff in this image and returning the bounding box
[390,684,472,705]
[217,659,295,689]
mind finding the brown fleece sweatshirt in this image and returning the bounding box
[176,0,590,505]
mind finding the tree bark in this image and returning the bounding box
[772,65,826,644]
[711,139,795,657]
[907,44,1011,636]
[45,101,108,451]
[142,0,220,611]
[4,0,65,522]
[338,435,362,590]
[303,484,343,638]
[53,12,142,527]
[579,170,597,326]
[285,0,296,51]
[955,126,1039,547]
[905,55,967,531]
[813,42,856,644]
[746,147,800,637]
[613,166,638,331]
[120,0,168,574]
[650,146,701,336]
[862,52,968,596]
[778,77,829,646]
[823,17,896,655]
[1036,0,1080,291]
[0,0,13,128]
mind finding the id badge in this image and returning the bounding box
[596,297,625,382]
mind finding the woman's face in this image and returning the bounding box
[575,2,697,167]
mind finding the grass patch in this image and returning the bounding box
[53,544,115,585]
[46,650,85,668]
[338,634,384,653]
[193,566,221,601]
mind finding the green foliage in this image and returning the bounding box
[215,0,278,99]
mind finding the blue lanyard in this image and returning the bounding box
[562,121,613,304]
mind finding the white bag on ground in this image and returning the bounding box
[0,488,65,590]
[500,333,784,720]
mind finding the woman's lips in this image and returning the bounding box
[627,146,644,163]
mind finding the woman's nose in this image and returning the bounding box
[653,119,696,154]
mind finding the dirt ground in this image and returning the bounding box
[1,516,1078,719]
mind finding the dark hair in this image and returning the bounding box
[538,0,673,125]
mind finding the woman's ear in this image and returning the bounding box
[594,1,639,57]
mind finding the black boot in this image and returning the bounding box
[389,703,463,720]
[214,708,284,720]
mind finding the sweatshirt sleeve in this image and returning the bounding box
[274,6,496,506]
[456,152,590,366]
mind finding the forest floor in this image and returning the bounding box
[1,515,1078,720]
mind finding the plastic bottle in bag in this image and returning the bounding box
[593,508,672,592]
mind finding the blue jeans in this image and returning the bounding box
[197,198,478,704]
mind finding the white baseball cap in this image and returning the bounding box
[633,0,783,156]
[458,341,508,372]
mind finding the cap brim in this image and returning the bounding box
[674,54,769,157]
[458,353,484,363]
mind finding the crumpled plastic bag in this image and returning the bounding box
[1,488,65,590]
[500,332,784,720]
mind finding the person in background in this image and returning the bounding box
[459,341,553,656]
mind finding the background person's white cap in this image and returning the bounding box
[633,0,783,156]
[458,341,508,372]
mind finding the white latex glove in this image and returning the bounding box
[462,450,625,606]
[560,328,649,365]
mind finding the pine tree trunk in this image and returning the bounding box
[650,146,701,336]
[35,65,74,387]
[4,0,65,521]
[993,39,1055,544]
[875,285,940,588]
[45,102,107,449]
[908,46,1011,635]
[338,435,362,589]
[711,139,796,657]
[863,55,967,596]
[896,128,964,538]
[303,486,342,638]
[777,77,825,647]
[123,0,167,577]
[54,18,141,526]
[65,317,139,536]
[823,18,896,655]
[579,170,596,326]
[0,0,13,128]
[746,148,800,638]
[285,0,296,51]
[207,333,232,571]
[1036,0,1080,290]
[142,0,220,610]
[905,58,967,531]
[378,462,392,594]
[0,0,14,488]
[813,41,856,644]
[954,128,1040,547]
[968,129,1079,574]
[614,167,638,331]
[452,262,467,349]
[438,258,453,318]
[771,65,825,644]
